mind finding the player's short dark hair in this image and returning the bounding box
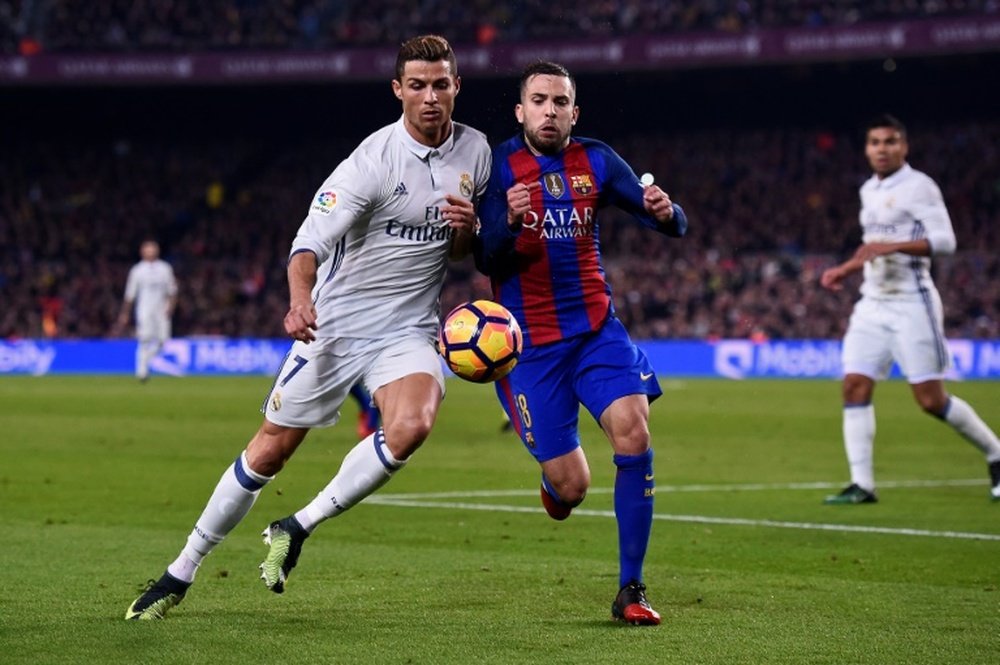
[395,35,457,82]
[866,113,907,139]
[519,61,576,100]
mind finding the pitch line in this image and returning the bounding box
[374,477,988,501]
[367,482,1000,542]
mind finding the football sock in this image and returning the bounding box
[940,396,1000,462]
[295,429,404,532]
[172,451,273,582]
[613,448,655,589]
[843,403,876,492]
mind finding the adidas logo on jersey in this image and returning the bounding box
[393,182,408,196]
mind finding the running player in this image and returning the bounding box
[821,114,1000,504]
[126,34,490,619]
[476,61,688,625]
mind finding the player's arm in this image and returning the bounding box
[474,155,522,275]
[909,176,957,256]
[444,193,477,260]
[285,250,319,343]
[818,240,932,291]
[113,269,137,333]
[599,144,687,237]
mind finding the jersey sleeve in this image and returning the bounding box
[474,151,519,276]
[124,266,139,302]
[289,150,382,265]
[166,265,178,297]
[910,176,956,255]
[594,142,688,238]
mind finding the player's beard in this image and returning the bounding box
[524,127,568,155]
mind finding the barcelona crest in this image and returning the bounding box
[570,174,594,195]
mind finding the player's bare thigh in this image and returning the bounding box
[599,394,651,456]
[373,372,443,460]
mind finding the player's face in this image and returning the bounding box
[393,59,459,147]
[140,241,159,261]
[865,127,908,178]
[516,74,579,155]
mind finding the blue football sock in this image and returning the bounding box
[613,448,655,589]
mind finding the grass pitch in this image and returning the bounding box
[0,376,998,664]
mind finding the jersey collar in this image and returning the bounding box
[871,162,912,189]
[395,116,456,160]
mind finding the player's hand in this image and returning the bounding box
[643,185,674,223]
[284,302,318,343]
[442,194,476,233]
[820,266,846,291]
[506,181,540,227]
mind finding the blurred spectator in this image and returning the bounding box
[1,119,997,341]
[3,0,996,54]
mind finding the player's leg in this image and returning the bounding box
[826,299,890,504]
[910,379,1000,500]
[262,337,444,592]
[126,421,308,619]
[577,318,662,625]
[494,340,583,518]
[895,293,1000,500]
[349,383,380,438]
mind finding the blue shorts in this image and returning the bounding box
[495,317,662,463]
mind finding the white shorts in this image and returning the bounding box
[136,312,171,343]
[842,294,950,383]
[261,333,446,429]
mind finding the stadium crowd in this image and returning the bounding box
[2,0,997,54]
[3,119,997,342]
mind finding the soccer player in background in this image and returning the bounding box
[114,239,177,382]
[476,61,688,625]
[820,114,1000,504]
[126,34,491,619]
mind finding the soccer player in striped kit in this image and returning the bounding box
[821,114,1000,504]
[477,61,688,625]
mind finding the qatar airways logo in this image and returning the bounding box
[522,205,595,239]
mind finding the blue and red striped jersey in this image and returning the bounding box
[477,133,687,348]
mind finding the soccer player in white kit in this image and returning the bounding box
[820,114,1000,504]
[127,35,490,619]
[116,240,177,382]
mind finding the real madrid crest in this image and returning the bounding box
[270,392,282,412]
[543,173,566,198]
[459,173,474,198]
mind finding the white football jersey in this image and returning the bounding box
[857,163,956,299]
[289,116,490,340]
[124,259,177,318]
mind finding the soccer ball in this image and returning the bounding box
[438,300,522,383]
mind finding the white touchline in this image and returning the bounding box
[367,478,1000,542]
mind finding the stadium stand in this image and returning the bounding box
[1,0,996,53]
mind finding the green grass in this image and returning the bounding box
[1,376,998,664]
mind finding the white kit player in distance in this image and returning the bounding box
[821,114,1000,505]
[127,34,491,620]
[115,240,177,382]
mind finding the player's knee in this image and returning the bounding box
[552,475,589,506]
[916,393,948,416]
[612,421,651,457]
[383,413,434,458]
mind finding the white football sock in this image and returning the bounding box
[169,451,273,583]
[844,404,876,492]
[944,396,1000,462]
[295,429,405,533]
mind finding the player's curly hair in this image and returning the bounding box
[519,61,576,99]
[395,35,457,81]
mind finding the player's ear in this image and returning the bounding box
[392,79,403,101]
[571,106,579,126]
[453,75,461,95]
[514,104,524,124]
